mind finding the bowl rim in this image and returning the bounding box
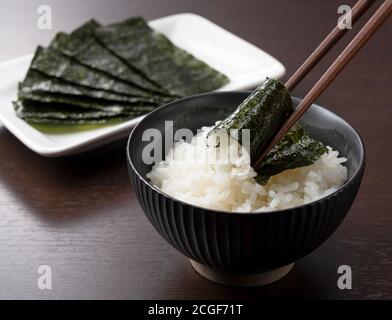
[127,91,366,216]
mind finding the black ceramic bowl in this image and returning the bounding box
[127,92,365,286]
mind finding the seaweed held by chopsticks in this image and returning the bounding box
[30,46,164,102]
[208,77,327,184]
[94,17,229,96]
[255,124,327,184]
[208,78,293,160]
[50,20,169,96]
[19,69,156,105]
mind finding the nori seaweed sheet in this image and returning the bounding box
[255,124,327,184]
[94,17,229,96]
[15,16,229,127]
[14,100,147,124]
[25,116,130,125]
[50,20,169,96]
[30,46,165,102]
[208,78,293,160]
[19,69,157,105]
[13,100,123,119]
[18,90,156,114]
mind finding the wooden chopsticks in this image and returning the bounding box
[285,0,376,92]
[254,0,392,170]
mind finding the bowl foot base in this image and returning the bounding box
[190,259,294,287]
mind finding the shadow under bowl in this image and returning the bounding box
[127,91,365,286]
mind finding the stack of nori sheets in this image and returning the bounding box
[14,17,229,125]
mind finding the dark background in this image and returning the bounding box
[0,0,391,299]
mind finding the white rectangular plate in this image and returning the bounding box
[0,13,285,157]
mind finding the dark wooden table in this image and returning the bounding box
[0,0,391,299]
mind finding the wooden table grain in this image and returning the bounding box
[0,0,391,299]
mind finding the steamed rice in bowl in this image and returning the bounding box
[147,125,348,212]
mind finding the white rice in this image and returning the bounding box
[147,125,348,212]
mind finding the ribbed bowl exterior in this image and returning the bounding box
[127,92,365,274]
[128,161,364,273]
